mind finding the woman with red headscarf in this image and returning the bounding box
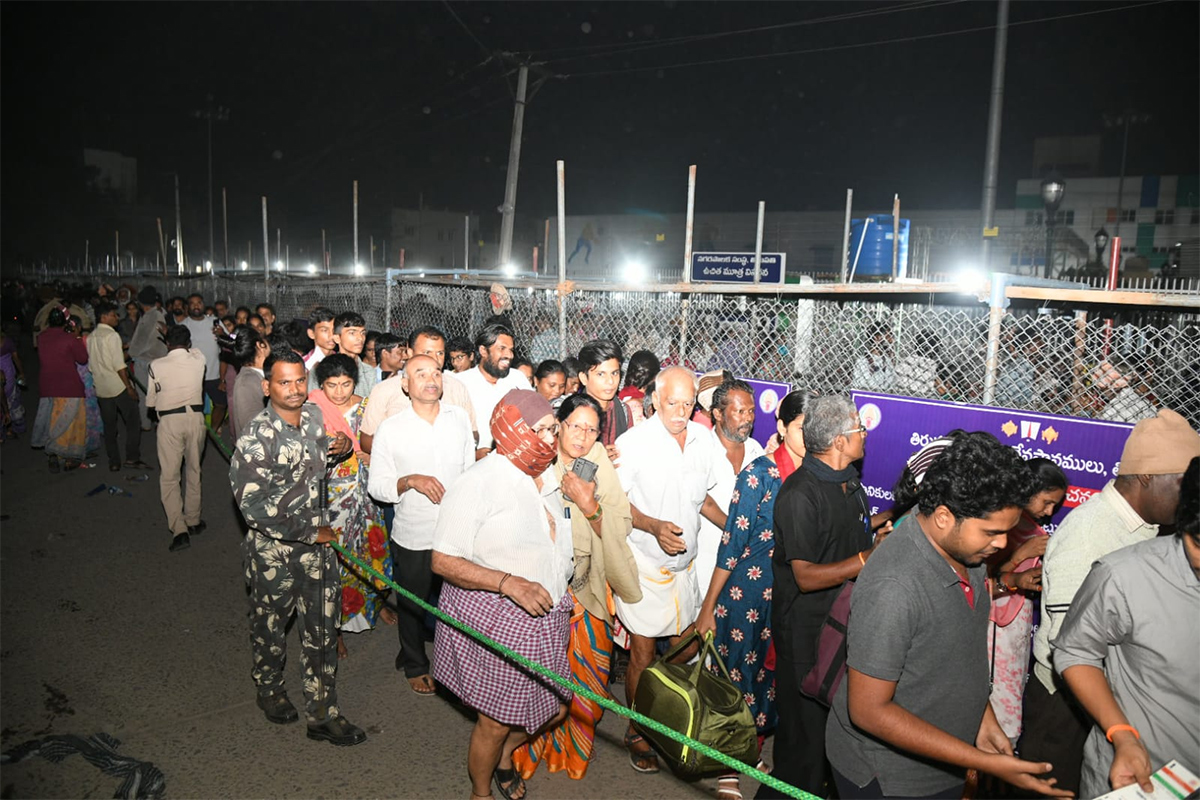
[432,388,574,800]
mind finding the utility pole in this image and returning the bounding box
[174,174,185,274]
[979,0,1009,272]
[353,179,359,268]
[498,64,528,268]
[193,94,228,266]
[222,187,229,271]
[1108,111,1149,242]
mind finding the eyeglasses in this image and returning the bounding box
[563,421,600,438]
[532,422,560,438]
[450,353,470,362]
[842,426,868,437]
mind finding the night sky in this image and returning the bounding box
[3,1,1197,262]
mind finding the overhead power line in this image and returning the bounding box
[442,0,493,57]
[560,0,1174,78]
[534,0,960,63]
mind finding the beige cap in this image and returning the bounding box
[1119,408,1200,475]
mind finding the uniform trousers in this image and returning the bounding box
[245,531,340,723]
[156,411,204,536]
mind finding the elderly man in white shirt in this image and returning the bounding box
[612,365,726,773]
[367,355,474,696]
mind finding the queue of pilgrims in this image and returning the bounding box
[20,281,1200,800]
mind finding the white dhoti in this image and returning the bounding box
[614,546,700,639]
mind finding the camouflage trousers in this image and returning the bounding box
[244,530,340,723]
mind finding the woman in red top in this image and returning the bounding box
[30,308,90,472]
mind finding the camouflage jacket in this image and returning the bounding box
[230,402,326,545]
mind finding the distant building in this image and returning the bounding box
[83,148,138,204]
[390,208,481,271]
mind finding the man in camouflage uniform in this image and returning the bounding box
[230,348,365,746]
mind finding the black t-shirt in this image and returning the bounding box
[771,465,872,680]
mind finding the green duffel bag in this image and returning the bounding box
[632,630,759,779]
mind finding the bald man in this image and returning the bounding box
[611,365,728,772]
[367,355,475,693]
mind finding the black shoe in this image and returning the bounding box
[306,716,367,746]
[168,532,191,552]
[256,692,299,725]
[48,455,60,473]
[188,520,207,536]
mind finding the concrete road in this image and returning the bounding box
[0,377,765,798]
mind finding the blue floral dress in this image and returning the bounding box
[713,454,780,733]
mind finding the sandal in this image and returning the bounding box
[124,460,153,470]
[717,776,743,800]
[407,674,436,696]
[492,766,525,800]
[623,730,660,774]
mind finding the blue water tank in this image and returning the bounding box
[849,215,910,278]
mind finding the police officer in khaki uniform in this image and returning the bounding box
[146,325,208,552]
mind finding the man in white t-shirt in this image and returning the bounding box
[368,355,474,696]
[613,366,725,773]
[303,308,337,392]
[455,322,529,459]
[181,293,226,431]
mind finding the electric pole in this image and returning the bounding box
[193,95,229,266]
[497,58,555,269]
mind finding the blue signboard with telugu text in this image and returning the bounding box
[690,251,786,284]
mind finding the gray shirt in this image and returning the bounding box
[128,308,168,361]
[826,514,992,796]
[181,316,220,380]
[1053,535,1200,800]
[229,366,266,439]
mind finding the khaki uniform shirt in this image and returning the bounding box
[146,348,207,411]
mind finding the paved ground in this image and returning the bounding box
[0,343,762,799]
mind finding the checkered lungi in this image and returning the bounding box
[434,584,573,733]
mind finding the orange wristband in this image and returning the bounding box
[858,551,867,567]
[1105,724,1139,743]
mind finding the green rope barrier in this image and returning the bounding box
[152,375,815,797]
[329,542,817,800]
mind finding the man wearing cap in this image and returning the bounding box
[128,285,168,430]
[1022,408,1200,795]
[146,326,209,552]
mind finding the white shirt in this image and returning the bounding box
[181,316,220,380]
[695,429,765,594]
[455,366,531,450]
[433,454,574,600]
[615,415,722,572]
[1099,387,1157,423]
[368,404,474,550]
[1033,480,1158,694]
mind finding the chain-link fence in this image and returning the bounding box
[9,270,1200,426]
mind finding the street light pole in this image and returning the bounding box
[498,64,528,269]
[1040,173,1065,279]
[979,0,1009,272]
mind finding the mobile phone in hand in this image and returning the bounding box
[572,457,598,483]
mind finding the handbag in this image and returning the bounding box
[632,630,759,778]
[800,579,854,707]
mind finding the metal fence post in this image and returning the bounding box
[981,279,1008,406]
[385,270,395,333]
[680,165,697,364]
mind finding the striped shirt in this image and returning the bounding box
[1033,480,1157,694]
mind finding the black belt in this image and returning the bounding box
[159,404,204,416]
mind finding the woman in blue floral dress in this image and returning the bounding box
[698,391,807,800]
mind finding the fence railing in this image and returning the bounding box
[10,269,1200,428]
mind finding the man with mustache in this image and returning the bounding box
[230,348,363,746]
[611,365,726,774]
[694,375,764,596]
[367,355,474,697]
[825,432,1071,800]
[456,322,529,460]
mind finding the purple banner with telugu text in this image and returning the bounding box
[850,392,1136,532]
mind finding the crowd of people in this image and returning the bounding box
[7,278,1199,800]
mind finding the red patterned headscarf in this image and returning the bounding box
[490,388,557,477]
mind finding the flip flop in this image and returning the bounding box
[407,674,436,696]
[717,776,743,800]
[623,731,660,774]
[492,766,525,800]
